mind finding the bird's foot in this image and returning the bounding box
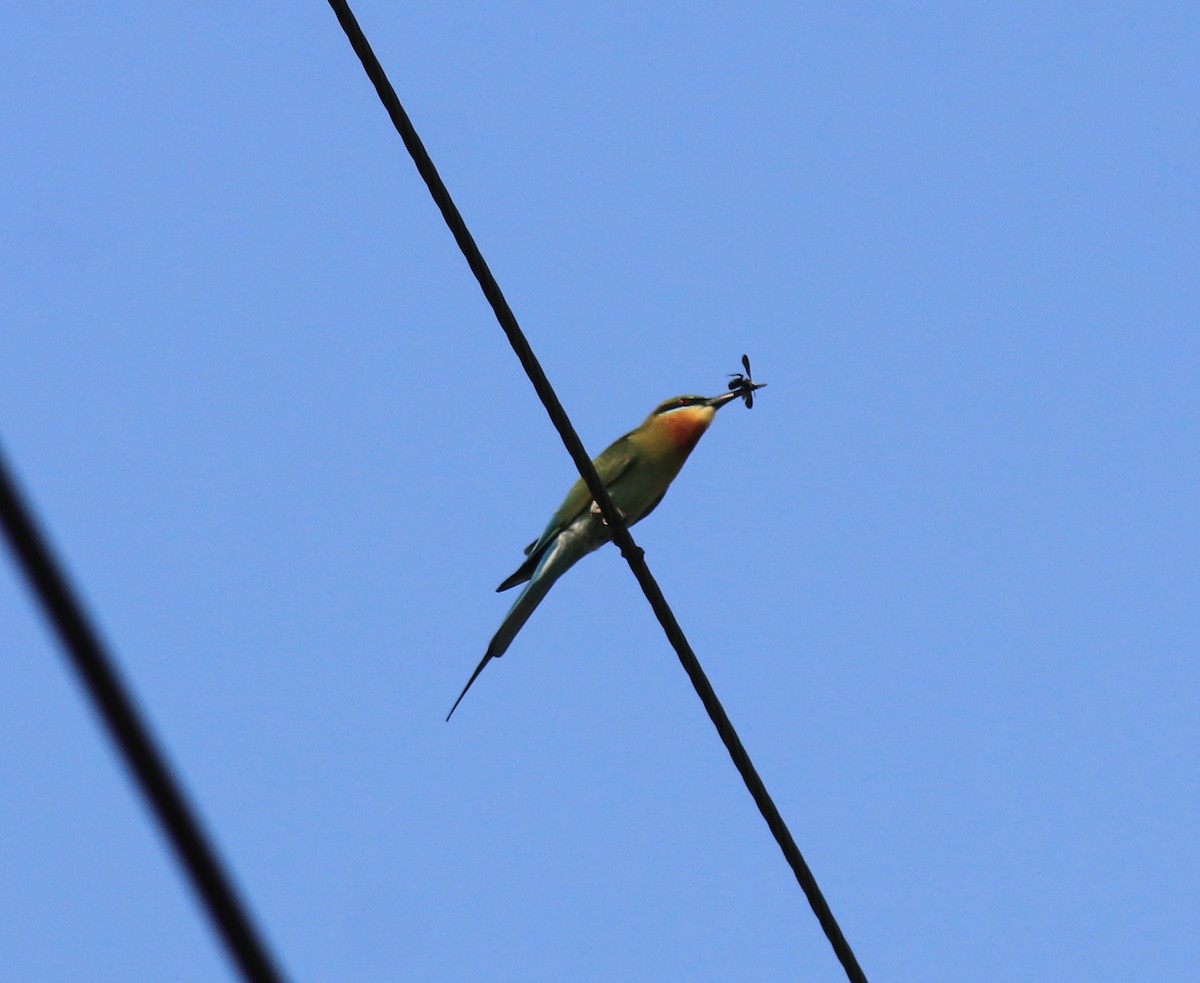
[590,501,626,526]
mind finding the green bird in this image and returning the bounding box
[447,376,765,720]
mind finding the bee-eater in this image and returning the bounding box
[446,382,764,720]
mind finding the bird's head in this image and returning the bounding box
[640,364,766,452]
[638,392,739,452]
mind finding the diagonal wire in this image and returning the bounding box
[0,446,287,983]
[325,3,868,980]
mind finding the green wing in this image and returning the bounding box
[497,435,638,593]
[538,435,638,548]
[544,439,638,544]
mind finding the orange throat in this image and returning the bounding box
[661,405,714,452]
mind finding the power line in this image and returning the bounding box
[325,4,869,980]
[0,447,287,983]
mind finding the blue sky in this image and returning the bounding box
[2,3,1197,980]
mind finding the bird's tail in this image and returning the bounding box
[444,571,557,721]
[445,528,595,721]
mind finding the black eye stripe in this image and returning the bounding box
[653,396,706,416]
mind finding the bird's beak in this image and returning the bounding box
[708,391,739,410]
[708,382,766,410]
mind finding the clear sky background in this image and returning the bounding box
[2,4,1197,981]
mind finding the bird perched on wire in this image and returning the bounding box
[446,359,766,720]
